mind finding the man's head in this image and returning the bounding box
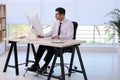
[55,7,65,21]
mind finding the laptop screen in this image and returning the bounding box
[26,14,43,36]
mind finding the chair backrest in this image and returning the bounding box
[62,21,78,53]
[72,21,78,40]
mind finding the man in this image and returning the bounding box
[28,7,74,73]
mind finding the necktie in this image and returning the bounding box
[58,22,62,36]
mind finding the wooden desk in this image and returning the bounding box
[3,37,87,80]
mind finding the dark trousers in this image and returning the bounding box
[34,45,55,65]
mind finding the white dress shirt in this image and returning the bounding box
[45,18,74,39]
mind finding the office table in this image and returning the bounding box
[3,37,87,80]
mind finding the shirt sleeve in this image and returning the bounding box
[44,24,54,37]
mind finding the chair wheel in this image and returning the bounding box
[74,66,77,69]
[48,66,50,69]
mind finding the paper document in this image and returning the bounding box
[52,40,66,43]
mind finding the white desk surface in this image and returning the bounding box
[3,37,86,48]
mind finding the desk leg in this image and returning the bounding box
[31,44,36,56]
[26,44,36,66]
[26,44,30,66]
[13,42,19,75]
[3,42,19,75]
[47,48,65,80]
[59,48,65,80]
[3,42,14,72]
[68,46,75,76]
[76,45,88,80]
[47,51,57,80]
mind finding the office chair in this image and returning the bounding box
[48,21,78,73]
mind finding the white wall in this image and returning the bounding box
[76,0,116,25]
[40,0,120,25]
[1,0,120,25]
[6,0,40,24]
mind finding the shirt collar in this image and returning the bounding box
[57,18,66,24]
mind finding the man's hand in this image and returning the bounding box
[51,36,60,39]
[37,35,45,38]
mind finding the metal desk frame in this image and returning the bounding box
[3,38,88,80]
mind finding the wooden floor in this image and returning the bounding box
[0,51,120,80]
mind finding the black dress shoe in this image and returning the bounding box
[27,64,40,71]
[37,65,47,74]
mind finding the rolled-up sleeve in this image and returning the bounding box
[44,25,54,37]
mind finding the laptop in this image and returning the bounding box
[26,14,43,36]
[26,14,44,40]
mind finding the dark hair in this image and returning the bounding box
[55,7,65,15]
